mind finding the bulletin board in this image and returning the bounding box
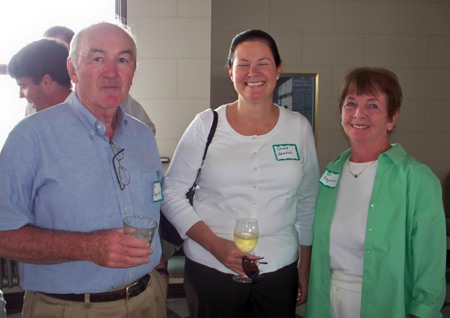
[273,73,319,141]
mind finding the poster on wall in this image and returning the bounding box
[273,73,318,140]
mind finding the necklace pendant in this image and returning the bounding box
[348,159,377,179]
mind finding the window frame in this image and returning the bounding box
[0,0,126,75]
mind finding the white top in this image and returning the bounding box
[162,104,320,274]
[330,159,378,276]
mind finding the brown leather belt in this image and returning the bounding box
[40,274,150,302]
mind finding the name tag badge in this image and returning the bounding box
[273,144,300,161]
[153,181,163,202]
[319,169,339,188]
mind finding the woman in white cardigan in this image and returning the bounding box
[162,29,319,318]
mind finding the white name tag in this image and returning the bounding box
[153,181,163,202]
[273,144,300,161]
[319,169,339,188]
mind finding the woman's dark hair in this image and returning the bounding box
[227,29,282,68]
[339,67,402,120]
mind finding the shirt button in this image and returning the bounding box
[370,204,375,209]
[97,124,102,129]
[251,202,256,207]
[366,249,371,254]
[128,273,133,278]
[368,227,373,231]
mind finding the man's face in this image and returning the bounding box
[67,24,136,117]
[15,77,47,112]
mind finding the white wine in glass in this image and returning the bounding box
[233,218,259,283]
[234,232,258,253]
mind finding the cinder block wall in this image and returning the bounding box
[127,0,211,163]
[211,0,450,183]
[128,0,450,183]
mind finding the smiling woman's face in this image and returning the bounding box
[228,40,281,103]
[341,90,398,147]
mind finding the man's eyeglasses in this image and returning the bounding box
[111,143,130,191]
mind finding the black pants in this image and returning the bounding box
[184,258,298,318]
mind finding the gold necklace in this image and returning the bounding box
[347,160,377,179]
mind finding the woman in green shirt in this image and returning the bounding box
[306,67,446,318]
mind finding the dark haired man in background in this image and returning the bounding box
[8,38,72,112]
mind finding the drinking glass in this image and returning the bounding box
[123,216,158,244]
[233,218,259,283]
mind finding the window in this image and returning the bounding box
[0,0,119,147]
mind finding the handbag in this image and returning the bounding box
[160,109,218,246]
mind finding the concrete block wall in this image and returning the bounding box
[211,0,450,183]
[127,0,211,163]
[127,0,449,183]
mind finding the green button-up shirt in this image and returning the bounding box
[306,144,446,318]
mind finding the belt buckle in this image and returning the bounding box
[125,281,139,300]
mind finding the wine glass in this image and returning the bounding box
[233,218,259,283]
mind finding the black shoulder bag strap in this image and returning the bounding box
[186,109,218,204]
[161,109,218,247]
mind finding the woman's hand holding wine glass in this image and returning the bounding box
[187,221,249,275]
[232,218,265,283]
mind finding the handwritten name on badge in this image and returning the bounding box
[273,144,300,161]
[153,181,163,202]
[319,169,339,188]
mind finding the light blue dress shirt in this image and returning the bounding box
[0,94,163,293]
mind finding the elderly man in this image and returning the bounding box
[22,25,156,135]
[0,22,167,318]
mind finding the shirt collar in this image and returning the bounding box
[68,92,128,139]
[378,143,407,167]
[336,144,406,170]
